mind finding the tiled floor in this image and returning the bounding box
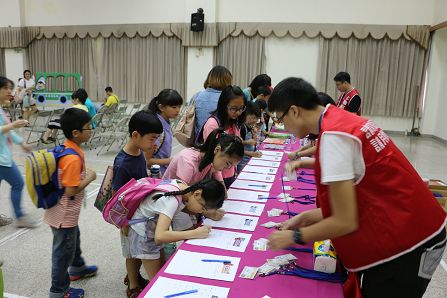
[0,130,446,298]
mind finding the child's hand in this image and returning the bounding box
[193,225,211,239]
[85,168,97,182]
[11,119,29,129]
[203,209,225,221]
[21,143,32,153]
[253,151,262,158]
[284,160,301,175]
[288,151,299,160]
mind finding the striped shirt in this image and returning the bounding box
[44,140,85,228]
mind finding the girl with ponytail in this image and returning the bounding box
[128,178,225,280]
[145,89,183,175]
[163,128,244,228]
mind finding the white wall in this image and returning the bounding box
[423,28,447,141]
[186,47,214,101]
[217,0,436,25]
[265,36,319,87]
[0,0,22,27]
[4,49,26,82]
[19,0,437,27]
[22,0,187,26]
[433,0,447,25]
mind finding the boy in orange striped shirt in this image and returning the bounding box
[45,108,97,298]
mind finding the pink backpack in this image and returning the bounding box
[102,178,181,228]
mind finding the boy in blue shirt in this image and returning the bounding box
[112,110,163,298]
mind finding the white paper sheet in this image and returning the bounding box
[252,155,283,162]
[222,200,265,216]
[230,179,273,192]
[241,165,278,175]
[203,213,259,231]
[186,229,252,252]
[247,159,281,168]
[259,150,284,157]
[165,250,241,282]
[144,277,230,298]
[236,171,276,183]
[227,188,269,203]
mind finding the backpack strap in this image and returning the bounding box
[195,115,221,146]
[153,130,165,156]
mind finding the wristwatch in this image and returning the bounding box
[293,229,306,245]
[294,152,301,160]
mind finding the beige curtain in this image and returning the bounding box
[214,34,266,88]
[0,49,5,76]
[99,35,186,103]
[317,36,426,117]
[27,37,97,98]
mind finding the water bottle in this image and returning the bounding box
[150,165,161,179]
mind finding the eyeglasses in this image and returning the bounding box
[227,105,246,113]
[274,106,292,124]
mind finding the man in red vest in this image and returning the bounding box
[334,72,362,115]
[267,77,446,298]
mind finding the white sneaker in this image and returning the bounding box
[15,215,40,228]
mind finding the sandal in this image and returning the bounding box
[126,287,142,298]
[124,274,149,288]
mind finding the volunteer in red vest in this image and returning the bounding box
[334,71,361,115]
[267,77,446,298]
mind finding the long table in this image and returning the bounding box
[139,137,343,298]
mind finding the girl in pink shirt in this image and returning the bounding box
[163,128,244,228]
[196,86,247,188]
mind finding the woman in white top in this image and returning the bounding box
[17,70,36,122]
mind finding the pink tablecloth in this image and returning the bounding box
[139,137,343,298]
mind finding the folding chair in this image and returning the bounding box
[26,110,53,145]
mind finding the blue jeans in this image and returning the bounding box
[50,226,86,298]
[0,162,24,218]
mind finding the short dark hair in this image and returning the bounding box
[317,92,336,106]
[245,101,261,118]
[0,76,14,89]
[253,86,272,98]
[72,88,88,105]
[255,98,267,111]
[148,89,183,114]
[61,108,91,139]
[105,86,113,92]
[249,74,272,98]
[129,110,163,137]
[23,70,32,77]
[268,77,320,113]
[333,72,351,84]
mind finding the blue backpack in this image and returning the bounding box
[25,145,80,209]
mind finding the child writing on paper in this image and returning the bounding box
[237,101,263,173]
[267,77,446,298]
[145,89,183,175]
[163,128,244,231]
[196,85,247,188]
[128,179,225,280]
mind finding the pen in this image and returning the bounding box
[201,259,232,264]
[164,289,199,298]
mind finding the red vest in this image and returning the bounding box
[336,88,361,115]
[315,106,446,271]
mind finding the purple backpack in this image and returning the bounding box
[102,178,181,228]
